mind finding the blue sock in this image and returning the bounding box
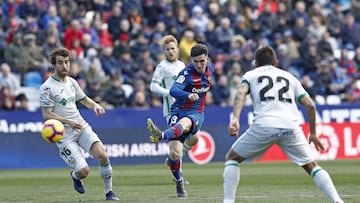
[163,124,184,139]
[167,157,182,181]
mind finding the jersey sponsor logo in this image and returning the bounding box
[192,86,210,93]
[188,131,215,164]
[176,75,185,84]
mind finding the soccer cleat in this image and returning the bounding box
[105,191,120,201]
[70,171,85,194]
[147,118,162,143]
[176,178,187,197]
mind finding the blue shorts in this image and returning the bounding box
[168,110,204,143]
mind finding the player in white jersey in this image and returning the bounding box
[223,46,343,203]
[39,47,119,201]
[149,35,198,185]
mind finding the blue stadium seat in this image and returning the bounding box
[24,71,42,88]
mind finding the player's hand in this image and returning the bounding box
[188,93,199,101]
[228,118,240,138]
[94,104,105,116]
[308,133,325,152]
[69,120,82,130]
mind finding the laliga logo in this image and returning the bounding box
[310,125,339,160]
[188,131,215,165]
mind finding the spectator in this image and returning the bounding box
[4,33,32,85]
[301,75,316,98]
[99,46,119,76]
[277,44,292,71]
[291,1,310,26]
[292,17,308,43]
[93,18,113,48]
[40,4,62,33]
[327,3,345,38]
[307,15,326,42]
[314,61,332,95]
[191,5,209,33]
[149,33,163,60]
[113,33,130,59]
[214,17,234,53]
[0,85,16,110]
[328,58,348,95]
[303,45,321,79]
[340,14,360,48]
[15,93,29,111]
[179,29,196,64]
[103,75,127,108]
[82,48,105,77]
[23,33,46,73]
[211,74,231,106]
[107,4,125,40]
[353,47,360,70]
[19,0,40,19]
[317,32,335,58]
[127,79,151,108]
[118,49,139,84]
[339,48,356,76]
[24,20,46,46]
[81,18,99,47]
[258,2,278,37]
[63,19,83,50]
[0,62,20,93]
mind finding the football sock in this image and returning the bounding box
[72,170,81,180]
[100,162,113,193]
[163,124,184,139]
[168,157,182,181]
[183,142,191,155]
[223,160,240,203]
[311,166,343,202]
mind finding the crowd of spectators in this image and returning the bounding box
[1,0,360,111]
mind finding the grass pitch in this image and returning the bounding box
[0,160,358,203]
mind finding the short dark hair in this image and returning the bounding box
[49,47,71,65]
[255,46,276,66]
[190,43,208,57]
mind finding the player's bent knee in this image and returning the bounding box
[302,161,318,175]
[77,166,90,178]
[225,149,245,163]
[169,150,181,160]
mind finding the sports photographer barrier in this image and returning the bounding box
[1,105,360,169]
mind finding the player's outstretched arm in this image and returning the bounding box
[299,94,325,152]
[229,83,249,137]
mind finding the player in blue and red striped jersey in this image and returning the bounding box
[147,43,213,197]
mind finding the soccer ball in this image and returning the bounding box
[41,119,65,143]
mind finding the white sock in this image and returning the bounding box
[223,160,240,203]
[183,142,192,155]
[311,166,343,202]
[72,170,81,180]
[100,163,113,193]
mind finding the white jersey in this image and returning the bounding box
[241,65,307,129]
[39,76,87,127]
[151,59,185,117]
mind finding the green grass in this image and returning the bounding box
[0,160,359,203]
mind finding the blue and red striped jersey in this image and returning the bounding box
[170,63,214,112]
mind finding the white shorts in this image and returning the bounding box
[56,125,101,171]
[231,124,314,166]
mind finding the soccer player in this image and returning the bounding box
[147,43,213,197]
[149,35,198,184]
[39,47,119,201]
[223,46,343,203]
